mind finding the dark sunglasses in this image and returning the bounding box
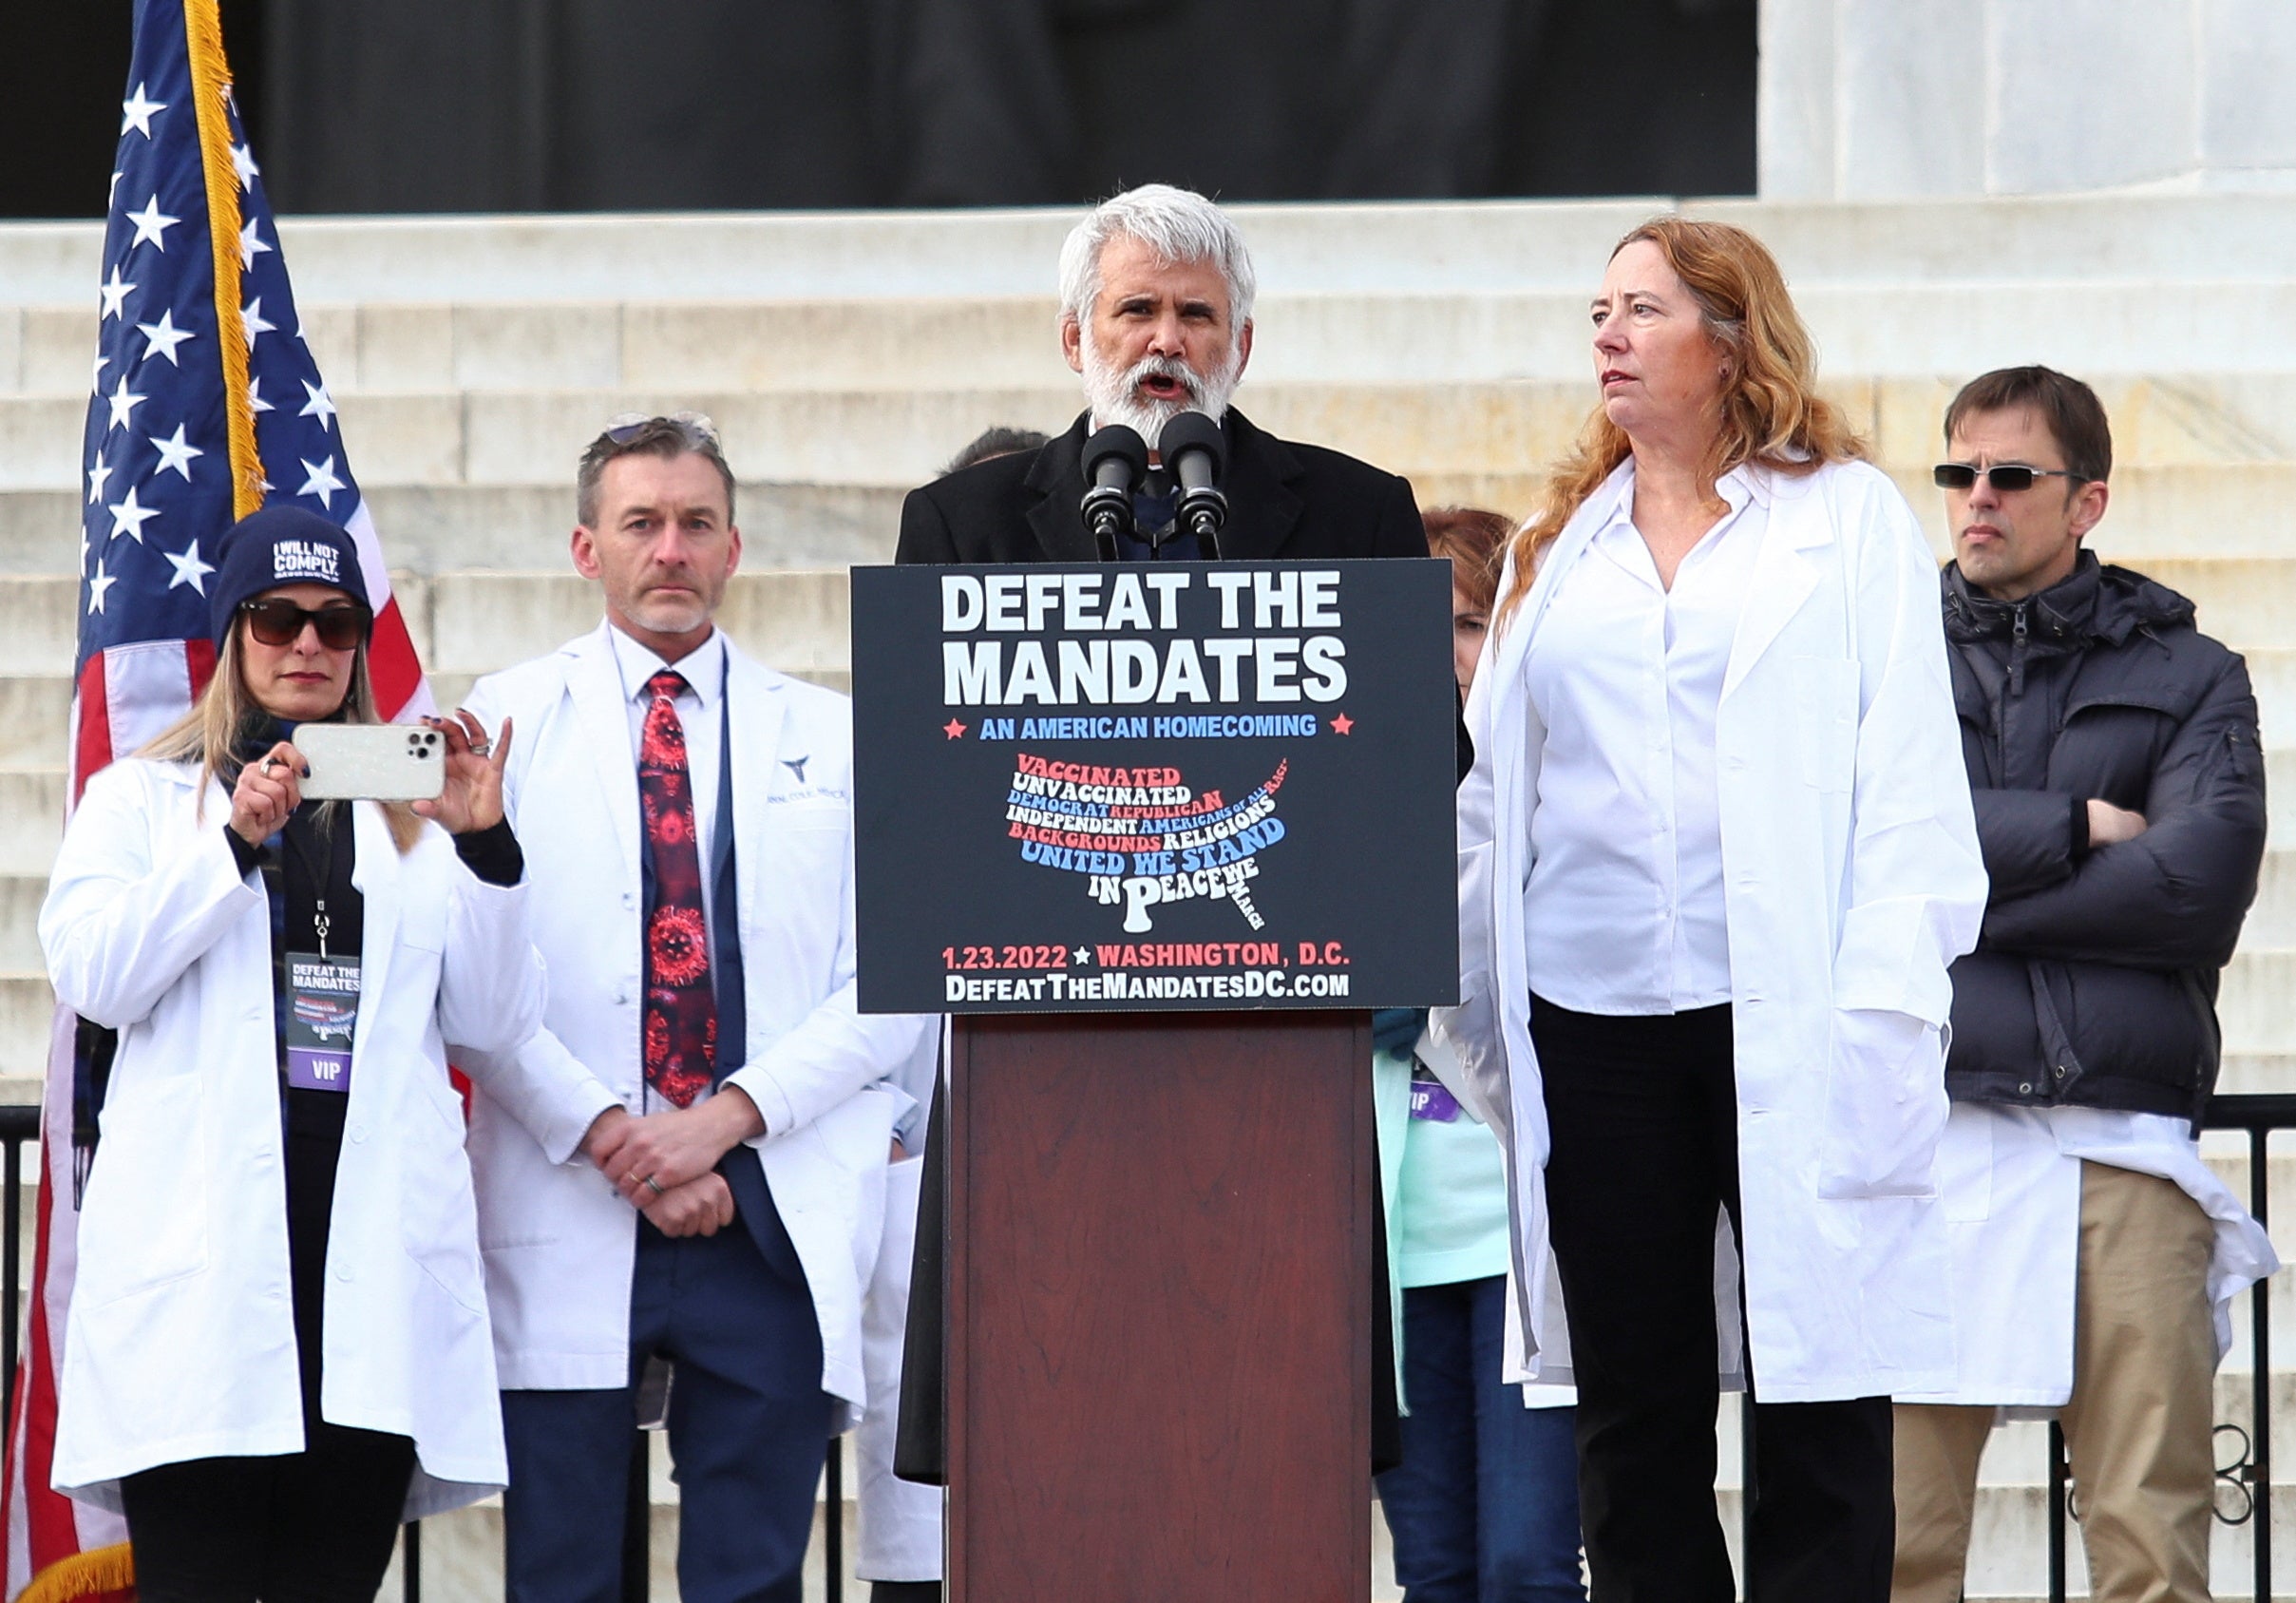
[239,598,372,650]
[1932,462,2085,493]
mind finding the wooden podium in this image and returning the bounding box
[846,557,1458,1602]
[943,1010,1374,1601]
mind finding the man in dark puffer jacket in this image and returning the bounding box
[1890,367,2274,1603]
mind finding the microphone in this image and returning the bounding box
[1158,411,1229,559]
[1079,425,1150,561]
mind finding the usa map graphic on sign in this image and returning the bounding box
[1006,754,1289,932]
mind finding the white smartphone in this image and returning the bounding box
[295,723,446,802]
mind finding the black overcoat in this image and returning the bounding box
[896,407,1433,566]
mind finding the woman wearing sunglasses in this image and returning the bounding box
[1434,219,1987,1601]
[39,505,543,1601]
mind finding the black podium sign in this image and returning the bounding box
[851,560,1460,1014]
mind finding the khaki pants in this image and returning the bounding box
[1893,1160,2219,1603]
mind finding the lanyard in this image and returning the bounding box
[280,811,340,960]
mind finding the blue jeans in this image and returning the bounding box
[1376,1275,1586,1602]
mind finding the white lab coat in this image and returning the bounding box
[1436,457,1989,1402]
[856,1021,944,1583]
[459,623,933,1420]
[40,759,543,1516]
[1901,1102,2279,1409]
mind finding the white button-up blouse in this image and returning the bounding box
[1520,464,1767,1015]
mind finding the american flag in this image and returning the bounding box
[6,3,427,1596]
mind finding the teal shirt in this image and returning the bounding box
[1395,1075,1513,1289]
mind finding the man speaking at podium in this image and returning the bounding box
[895,182,1431,567]
[889,182,1434,1500]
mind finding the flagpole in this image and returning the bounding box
[182,0,258,520]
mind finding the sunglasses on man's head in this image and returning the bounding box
[602,410,720,449]
[1932,462,2085,493]
[238,598,371,650]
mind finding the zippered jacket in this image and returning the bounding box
[1942,552,2267,1125]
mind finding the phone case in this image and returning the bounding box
[295,723,446,801]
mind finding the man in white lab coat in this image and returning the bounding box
[461,414,932,1603]
[1892,368,2275,1603]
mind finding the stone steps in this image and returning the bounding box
[17,363,2296,456]
[2220,1055,2296,1097]
[0,773,62,879]
[0,975,56,1081]
[11,556,2296,681]
[9,372,2296,495]
[2247,852,2296,947]
[0,484,912,577]
[24,287,2296,400]
[6,194,2294,310]
[14,458,2296,579]
[0,676,70,764]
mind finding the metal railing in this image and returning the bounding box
[2,1104,32,1418]
[616,1429,844,1601]
[29,1090,2288,1600]
[0,1106,851,1603]
[2035,1090,2295,1603]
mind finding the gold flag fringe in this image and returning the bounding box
[14,1541,133,1603]
[182,0,260,519]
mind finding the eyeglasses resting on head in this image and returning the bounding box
[602,410,721,449]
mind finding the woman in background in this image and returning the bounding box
[1374,506,1584,1603]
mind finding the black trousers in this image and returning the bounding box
[118,1427,417,1603]
[1529,997,1893,1603]
[118,1100,415,1602]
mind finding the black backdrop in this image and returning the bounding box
[8,0,1753,219]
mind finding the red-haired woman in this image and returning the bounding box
[1435,219,1986,1600]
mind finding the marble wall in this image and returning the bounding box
[1759,0,2296,198]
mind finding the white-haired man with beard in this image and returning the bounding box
[884,186,1439,1523]
[895,182,1430,565]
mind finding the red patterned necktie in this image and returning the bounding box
[638,669,715,1108]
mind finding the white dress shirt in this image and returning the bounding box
[607,622,728,1107]
[1521,465,1765,1014]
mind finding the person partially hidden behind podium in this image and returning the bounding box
[458,414,933,1603]
[889,181,1439,1520]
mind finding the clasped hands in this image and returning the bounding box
[579,1090,766,1239]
